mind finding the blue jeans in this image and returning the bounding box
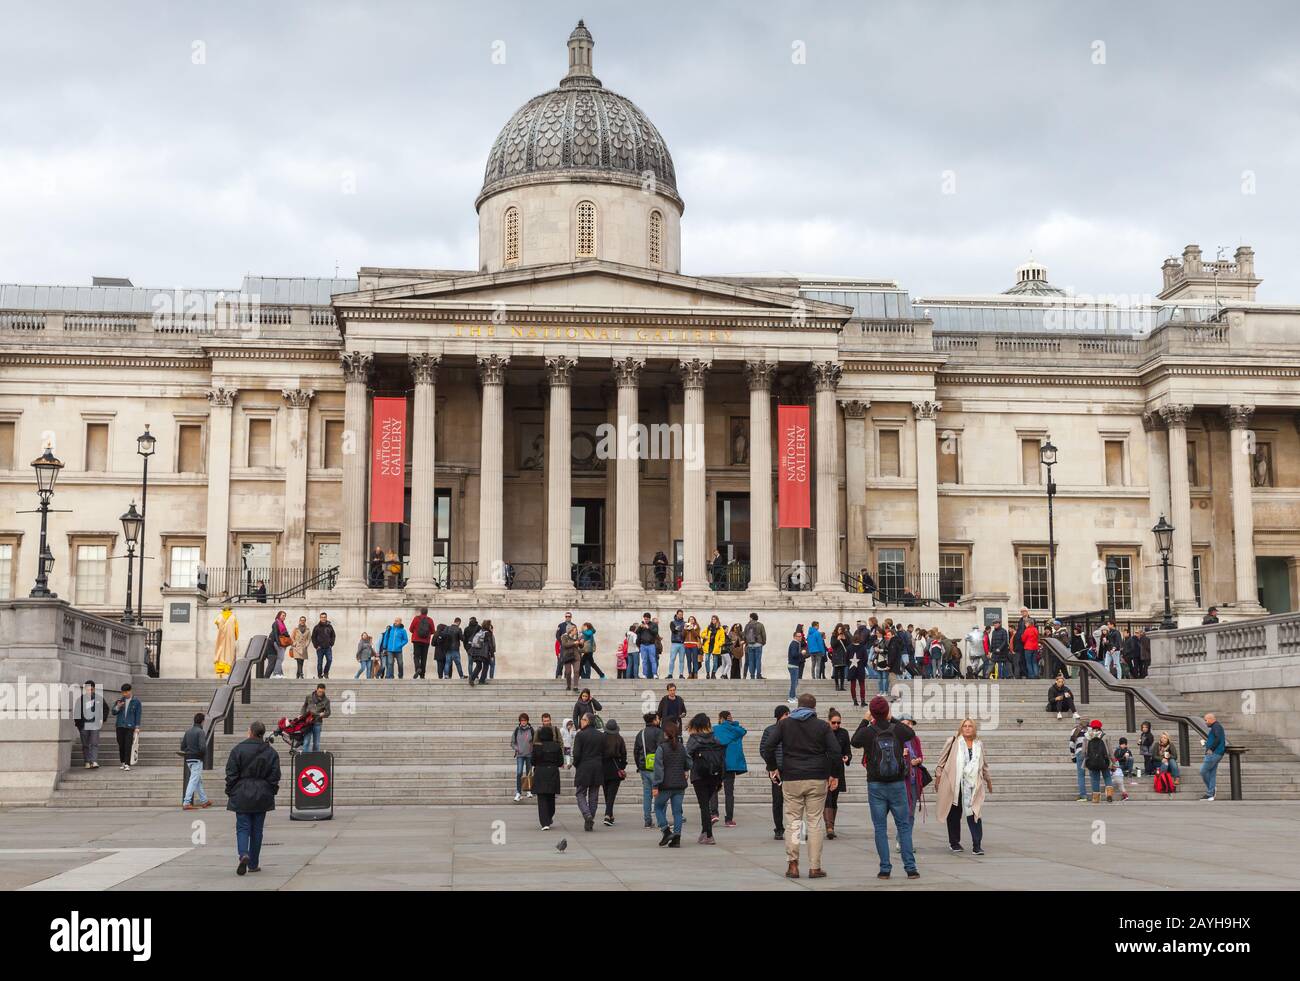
[380,653,393,678]
[746,644,763,678]
[654,788,684,834]
[446,650,464,678]
[1103,651,1122,677]
[640,771,654,823]
[877,669,891,694]
[1201,751,1223,796]
[640,644,658,678]
[515,756,532,794]
[183,759,208,805]
[1087,768,1103,793]
[668,643,685,676]
[235,811,266,868]
[303,723,321,753]
[354,660,372,679]
[705,653,719,676]
[1075,755,1087,797]
[315,647,333,677]
[1024,649,1039,680]
[787,665,800,700]
[868,780,915,874]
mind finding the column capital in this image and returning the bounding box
[545,354,578,386]
[1140,409,1166,433]
[678,357,712,390]
[409,353,441,385]
[477,354,511,386]
[611,356,645,387]
[1158,402,1194,428]
[911,400,943,421]
[744,359,776,392]
[1222,405,1255,430]
[840,399,870,419]
[280,388,314,409]
[341,351,373,382]
[809,360,843,393]
[206,386,238,407]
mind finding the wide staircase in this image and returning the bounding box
[50,672,1300,807]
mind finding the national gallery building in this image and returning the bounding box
[3,23,1299,674]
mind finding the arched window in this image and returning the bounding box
[575,200,597,258]
[504,206,520,265]
[648,209,663,268]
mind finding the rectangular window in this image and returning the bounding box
[0,420,14,469]
[1192,554,1203,608]
[878,547,905,601]
[323,420,345,469]
[878,430,901,477]
[1106,554,1133,611]
[248,418,272,467]
[936,437,959,484]
[1187,441,1199,487]
[75,544,108,605]
[169,545,201,588]
[177,424,203,473]
[1021,439,1041,485]
[939,552,965,603]
[85,423,109,471]
[1021,553,1049,610]
[1104,440,1125,486]
[0,543,12,599]
[316,541,340,572]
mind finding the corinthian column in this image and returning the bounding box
[475,355,510,591]
[405,354,440,591]
[281,388,314,571]
[812,362,843,590]
[745,360,777,592]
[1142,410,1170,614]
[204,387,237,578]
[543,356,577,592]
[842,400,870,580]
[612,357,644,592]
[678,358,711,590]
[1224,405,1262,609]
[1159,402,1196,607]
[912,400,943,590]
[336,352,373,590]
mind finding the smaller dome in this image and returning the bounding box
[1005,256,1065,296]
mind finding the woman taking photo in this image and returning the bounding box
[683,616,702,679]
[530,726,563,830]
[936,717,992,855]
[685,713,724,844]
[824,708,852,839]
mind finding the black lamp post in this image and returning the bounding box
[1039,437,1058,620]
[29,447,64,598]
[135,425,156,621]
[1105,556,1119,623]
[1153,514,1176,630]
[120,502,142,625]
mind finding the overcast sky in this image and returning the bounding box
[2,0,1298,300]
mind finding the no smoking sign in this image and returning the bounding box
[298,765,329,796]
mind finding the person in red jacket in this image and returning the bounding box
[1023,619,1041,680]
[409,607,436,679]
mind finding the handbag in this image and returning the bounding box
[919,764,933,789]
[130,729,140,766]
[521,771,533,792]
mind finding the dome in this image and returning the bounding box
[477,21,681,211]
[1004,256,1065,296]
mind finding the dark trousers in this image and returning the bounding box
[536,793,556,827]
[771,779,785,834]
[294,658,305,679]
[693,779,718,834]
[709,772,736,822]
[581,653,605,679]
[602,778,621,817]
[576,784,599,821]
[236,811,267,867]
[116,727,134,764]
[946,802,983,850]
[412,643,429,678]
[832,665,846,689]
[470,658,491,683]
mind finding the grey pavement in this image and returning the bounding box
[0,801,1296,891]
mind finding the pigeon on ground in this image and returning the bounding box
[556,838,567,853]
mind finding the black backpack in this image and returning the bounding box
[692,740,726,781]
[1084,735,1111,772]
[870,725,903,781]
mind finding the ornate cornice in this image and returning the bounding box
[611,356,644,387]
[911,400,943,421]
[544,355,578,386]
[1140,409,1165,433]
[1159,403,1194,428]
[0,353,206,369]
[744,359,776,392]
[206,387,238,408]
[280,388,314,409]
[809,360,843,393]
[678,357,711,390]
[337,306,845,331]
[840,399,870,419]
[1222,404,1255,430]
[409,352,441,386]
[340,351,373,383]
[477,354,510,386]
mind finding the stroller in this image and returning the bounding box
[273,711,316,750]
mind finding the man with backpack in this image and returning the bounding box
[409,607,435,679]
[1082,719,1112,801]
[851,696,920,880]
[633,711,663,829]
[761,693,841,879]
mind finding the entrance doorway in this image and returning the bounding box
[1257,556,1291,613]
[715,492,750,590]
[571,498,606,588]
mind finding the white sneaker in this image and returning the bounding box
[513,792,522,802]
[1056,712,1062,720]
[526,792,534,798]
[1073,712,1080,719]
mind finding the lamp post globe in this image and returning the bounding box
[134,425,154,622]
[29,447,65,598]
[120,502,142,624]
[1153,514,1176,630]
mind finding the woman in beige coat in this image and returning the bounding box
[289,616,311,679]
[935,718,993,855]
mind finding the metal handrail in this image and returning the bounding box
[198,634,265,771]
[1042,636,1245,799]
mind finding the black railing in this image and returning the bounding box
[503,562,544,590]
[436,561,478,590]
[1041,636,1245,800]
[641,562,679,591]
[709,561,750,591]
[202,566,337,602]
[777,563,816,592]
[142,617,163,677]
[572,562,614,590]
[876,572,943,606]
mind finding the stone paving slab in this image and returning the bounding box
[0,801,1297,891]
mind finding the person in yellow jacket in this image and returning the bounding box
[702,615,727,679]
[213,607,239,677]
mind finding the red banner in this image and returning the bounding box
[369,397,407,523]
[777,404,811,528]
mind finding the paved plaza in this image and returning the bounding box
[1,801,1296,891]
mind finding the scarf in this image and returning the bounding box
[958,738,981,817]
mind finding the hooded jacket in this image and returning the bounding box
[760,708,841,782]
[224,736,281,813]
[714,718,748,774]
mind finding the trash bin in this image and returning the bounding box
[290,750,334,821]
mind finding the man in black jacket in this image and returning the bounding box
[225,721,281,876]
[571,713,606,832]
[851,696,919,879]
[310,613,336,679]
[758,704,790,840]
[656,683,686,728]
[760,693,841,880]
[181,712,211,810]
[635,614,659,679]
[988,620,1011,679]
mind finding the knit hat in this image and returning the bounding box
[604,719,620,733]
[1089,719,1103,729]
[868,696,890,721]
